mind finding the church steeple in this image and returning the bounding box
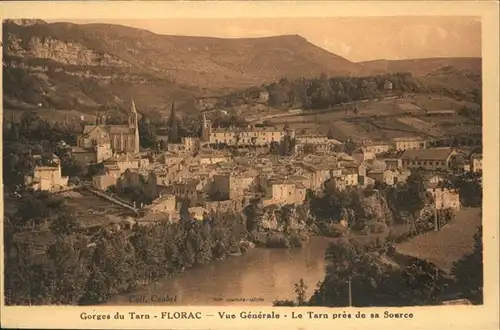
[128,98,140,154]
[201,111,212,142]
[131,98,137,114]
[129,98,138,128]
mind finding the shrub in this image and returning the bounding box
[369,222,387,234]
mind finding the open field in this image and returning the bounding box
[441,124,482,136]
[410,94,479,111]
[423,114,472,126]
[396,116,444,137]
[395,207,482,273]
[328,120,376,141]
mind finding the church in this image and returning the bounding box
[77,99,140,154]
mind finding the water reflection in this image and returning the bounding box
[105,237,335,306]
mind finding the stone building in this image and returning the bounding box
[362,141,392,154]
[393,136,427,151]
[470,153,482,173]
[427,187,461,210]
[211,172,256,201]
[77,99,140,154]
[72,144,113,166]
[262,179,307,206]
[367,169,396,186]
[201,113,286,147]
[401,148,457,171]
[25,161,69,191]
[91,164,121,191]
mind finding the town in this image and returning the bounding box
[3,92,483,307]
[2,17,484,309]
[16,98,482,228]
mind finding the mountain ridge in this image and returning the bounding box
[2,19,481,115]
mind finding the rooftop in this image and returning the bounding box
[393,136,424,141]
[401,148,455,161]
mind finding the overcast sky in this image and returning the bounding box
[47,17,481,62]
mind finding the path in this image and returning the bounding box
[84,186,139,215]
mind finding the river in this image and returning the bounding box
[105,236,338,306]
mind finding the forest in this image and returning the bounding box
[4,192,248,305]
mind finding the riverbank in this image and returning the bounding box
[248,229,310,248]
[104,236,336,306]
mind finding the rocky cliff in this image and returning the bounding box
[2,20,356,114]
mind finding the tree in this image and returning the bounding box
[294,279,309,306]
[243,201,263,232]
[280,135,295,156]
[344,138,358,156]
[310,241,361,306]
[49,212,80,236]
[400,259,447,305]
[138,115,157,149]
[45,235,90,304]
[4,239,38,305]
[405,172,428,219]
[451,226,483,304]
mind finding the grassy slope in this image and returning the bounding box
[395,207,481,273]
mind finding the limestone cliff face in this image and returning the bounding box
[6,35,129,67]
[259,204,311,232]
[2,19,362,112]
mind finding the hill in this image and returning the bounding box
[358,57,481,76]
[3,20,355,115]
[2,19,481,117]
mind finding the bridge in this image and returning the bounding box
[84,186,139,215]
[54,183,140,215]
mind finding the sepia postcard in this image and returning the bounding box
[1,1,499,329]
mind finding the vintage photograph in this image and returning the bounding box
[2,16,484,308]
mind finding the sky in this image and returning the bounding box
[47,17,481,62]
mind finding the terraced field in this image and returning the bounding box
[264,94,480,142]
[397,116,443,137]
[411,94,479,111]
